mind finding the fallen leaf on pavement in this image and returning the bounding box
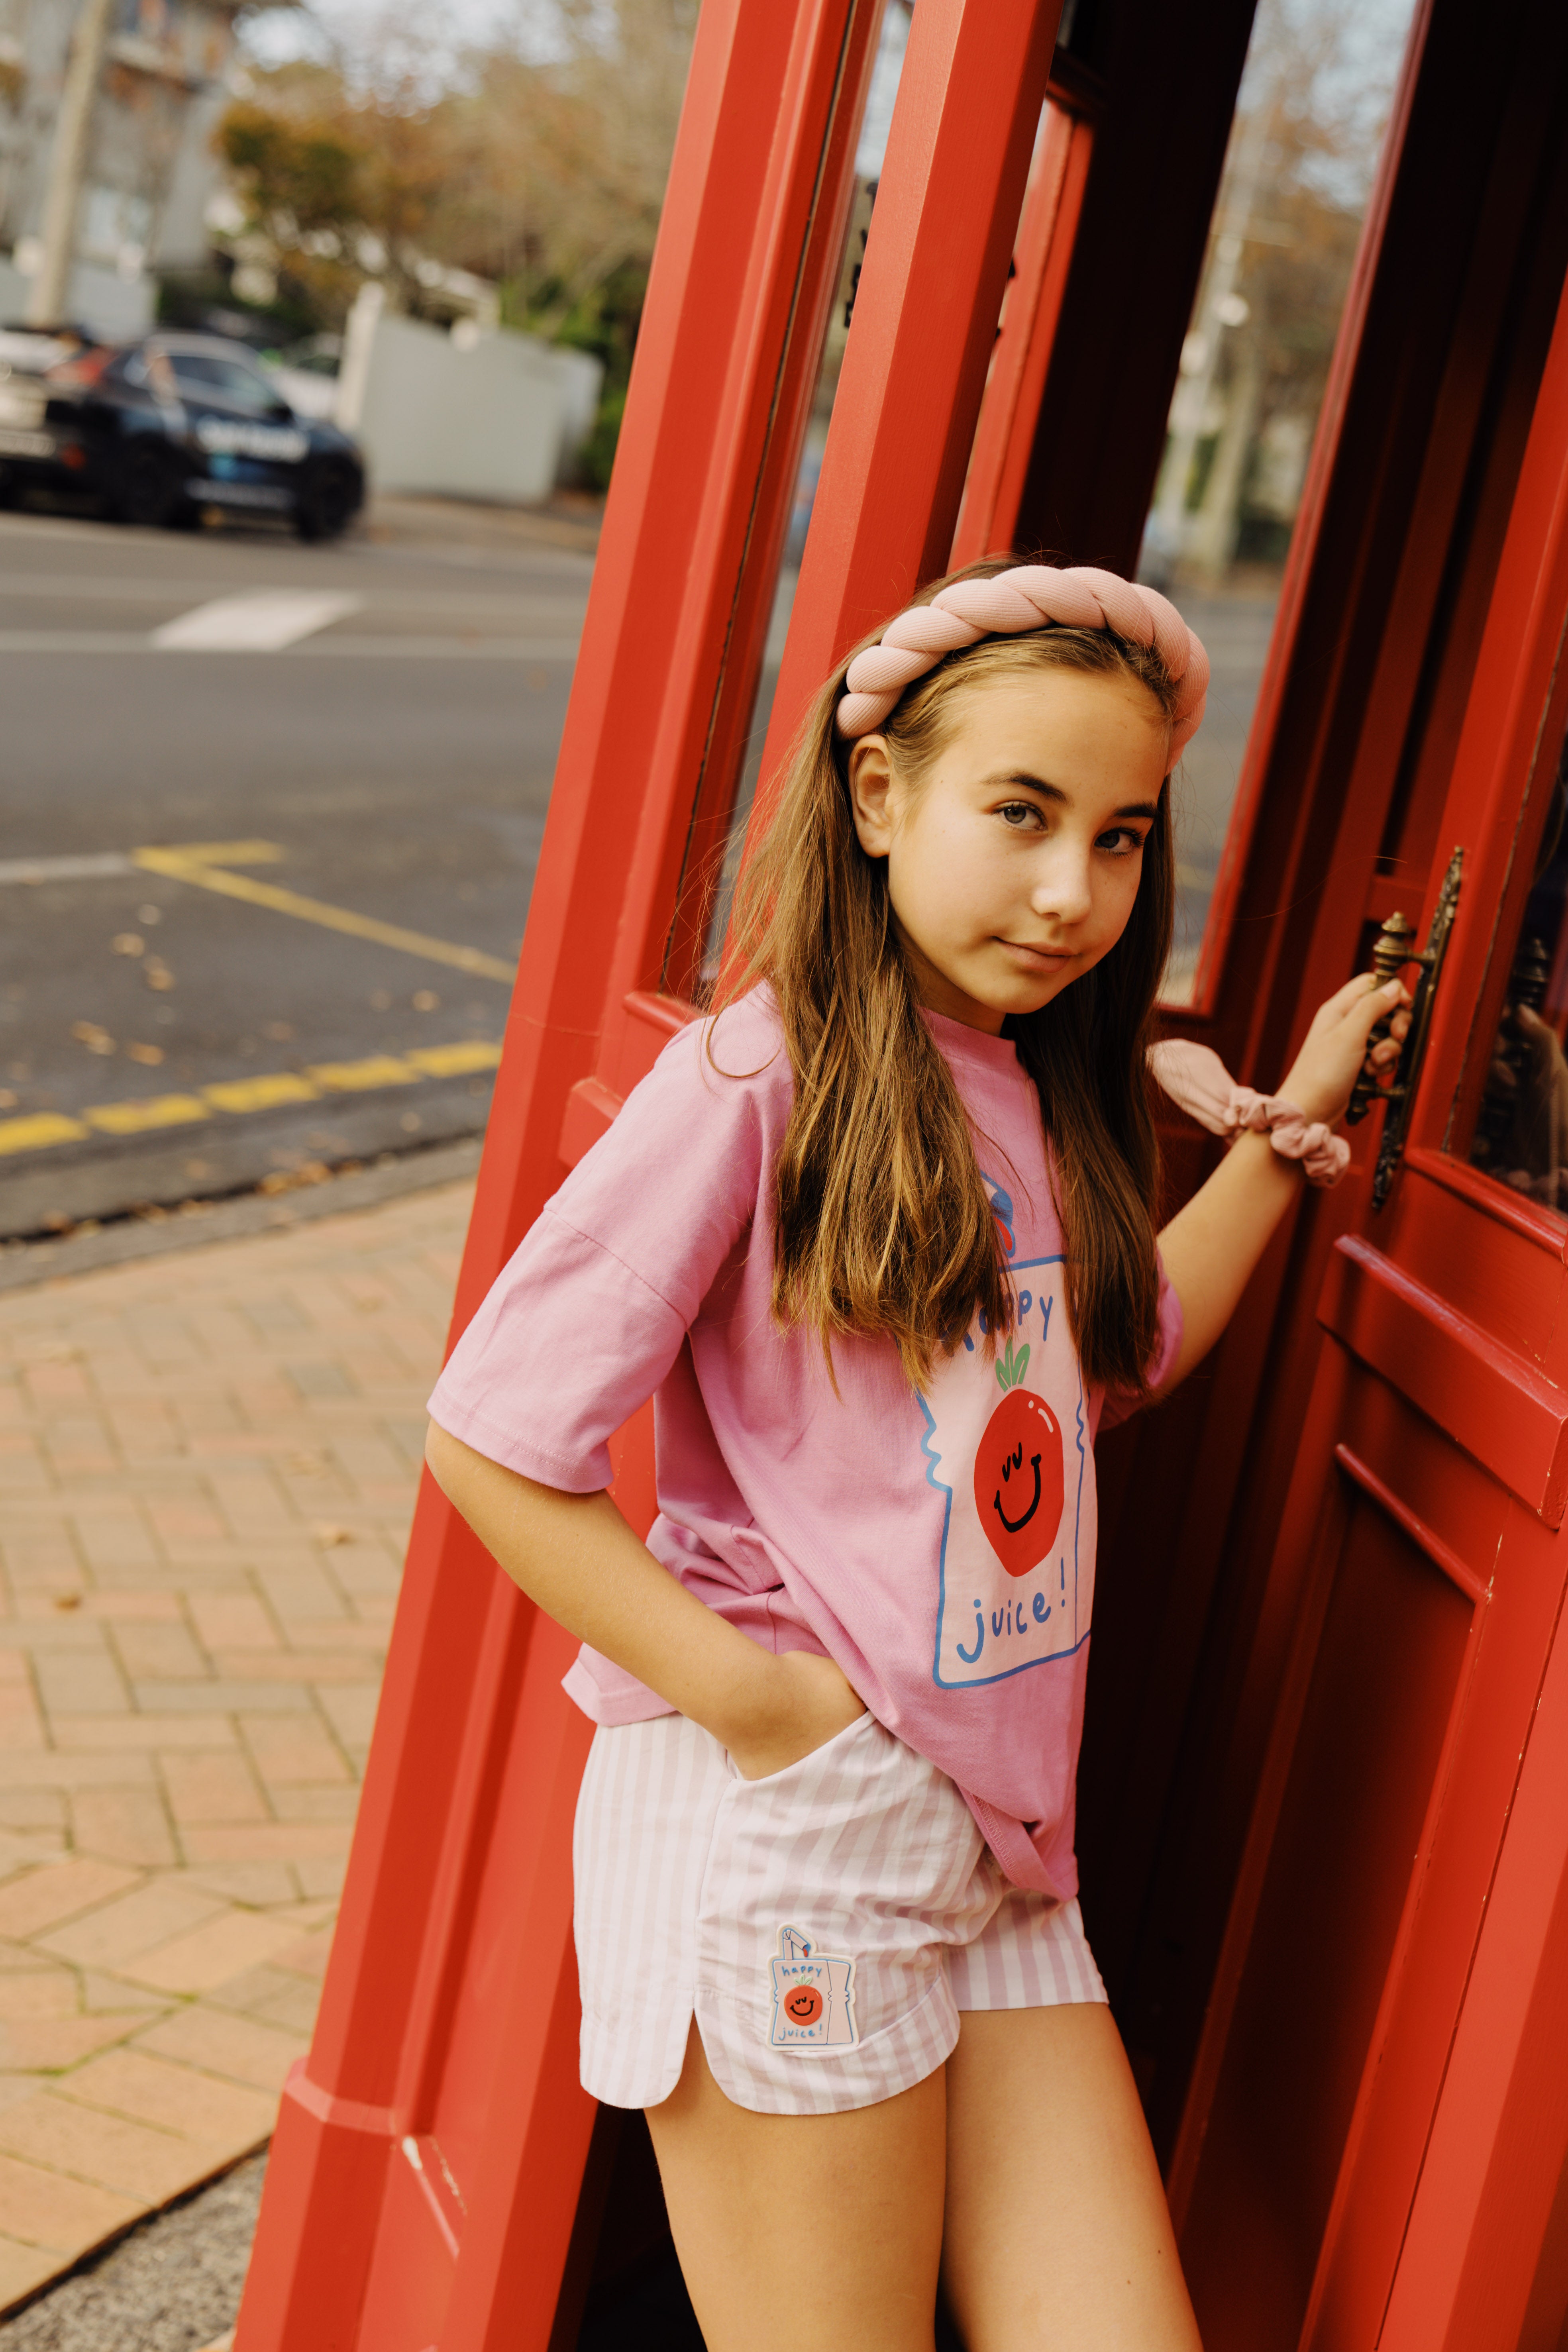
[70,1021,115,1055]
[144,959,175,991]
[110,933,145,957]
[126,1041,165,1065]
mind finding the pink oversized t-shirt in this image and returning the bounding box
[428,989,1181,1897]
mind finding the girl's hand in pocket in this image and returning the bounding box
[726,1651,865,1781]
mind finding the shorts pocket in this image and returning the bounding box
[695,1716,987,2061]
[722,1706,874,1787]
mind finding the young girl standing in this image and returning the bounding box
[425,561,1406,2351]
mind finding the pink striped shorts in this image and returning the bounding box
[572,1706,1105,2117]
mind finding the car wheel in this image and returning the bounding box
[112,444,189,530]
[294,462,360,543]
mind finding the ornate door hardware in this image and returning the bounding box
[1346,845,1464,1207]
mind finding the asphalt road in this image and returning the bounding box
[0,498,592,1239]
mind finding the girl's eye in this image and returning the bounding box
[998,801,1045,830]
[1096,826,1148,856]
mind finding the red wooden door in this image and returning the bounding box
[1167,258,1568,2352]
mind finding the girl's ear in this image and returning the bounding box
[847,736,898,859]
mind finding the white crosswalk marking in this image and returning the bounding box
[151,590,363,651]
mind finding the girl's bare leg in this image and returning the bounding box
[942,2004,1204,2352]
[646,2021,947,2351]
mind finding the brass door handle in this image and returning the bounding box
[1345,846,1463,1208]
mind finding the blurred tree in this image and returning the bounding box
[212,0,698,481]
[1160,0,1409,579]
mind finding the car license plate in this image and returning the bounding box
[0,427,54,458]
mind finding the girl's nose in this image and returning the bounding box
[1032,849,1094,927]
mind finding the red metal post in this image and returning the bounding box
[950,96,1093,568]
[235,1,879,2342]
[238,6,1066,2345]
[1367,250,1568,2352]
[750,0,1062,848]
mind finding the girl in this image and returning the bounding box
[425,561,1405,2351]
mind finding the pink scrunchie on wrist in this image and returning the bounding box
[1147,1039,1350,1188]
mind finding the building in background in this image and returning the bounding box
[0,0,248,339]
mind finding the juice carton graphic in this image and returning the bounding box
[919,1241,1095,1691]
[766,1926,858,2052]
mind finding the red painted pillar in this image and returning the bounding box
[235,5,1061,2346]
[951,94,1095,569]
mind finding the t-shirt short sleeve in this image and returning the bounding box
[427,1005,778,1491]
[1095,1250,1184,1433]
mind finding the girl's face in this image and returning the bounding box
[846,665,1170,1035]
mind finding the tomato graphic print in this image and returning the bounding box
[782,1983,823,2026]
[974,1336,1064,1577]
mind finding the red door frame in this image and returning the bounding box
[1167,262,1568,2348]
[950,90,1095,569]
[236,4,1063,2346]
[235,2,881,2341]
[1077,0,1568,2177]
[1359,255,1568,2352]
[234,2,1568,2342]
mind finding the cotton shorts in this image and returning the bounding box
[572,1707,1105,2117]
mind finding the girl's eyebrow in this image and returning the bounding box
[991,771,1160,823]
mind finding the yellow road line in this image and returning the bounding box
[0,1113,90,1156]
[403,1041,507,1078]
[304,1056,418,1093]
[132,844,517,985]
[84,1094,210,1136]
[142,840,287,867]
[204,1072,319,1114]
[0,1042,504,1162]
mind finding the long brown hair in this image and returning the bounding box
[716,559,1177,1393]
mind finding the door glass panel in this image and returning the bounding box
[1458,728,1568,1222]
[696,0,911,985]
[1143,0,1418,1006]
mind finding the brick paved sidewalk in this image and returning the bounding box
[0,1178,471,2311]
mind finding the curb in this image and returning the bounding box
[0,1134,482,1295]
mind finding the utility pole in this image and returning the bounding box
[24,0,116,327]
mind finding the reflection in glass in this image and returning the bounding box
[1142,0,1416,1003]
[1468,743,1568,1221]
[698,0,911,983]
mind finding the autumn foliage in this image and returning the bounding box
[214,0,697,478]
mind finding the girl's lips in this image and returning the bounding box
[999,940,1072,968]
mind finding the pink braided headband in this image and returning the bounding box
[836,563,1210,761]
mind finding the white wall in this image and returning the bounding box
[336,288,603,502]
[0,252,154,340]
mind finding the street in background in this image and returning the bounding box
[0,496,591,1242]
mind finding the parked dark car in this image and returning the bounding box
[0,330,365,540]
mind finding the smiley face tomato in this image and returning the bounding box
[782,1983,823,2026]
[973,1336,1064,1578]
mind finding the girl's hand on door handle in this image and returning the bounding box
[1280,973,1412,1128]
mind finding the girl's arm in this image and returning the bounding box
[1156,974,1408,1389]
[425,1422,865,1777]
